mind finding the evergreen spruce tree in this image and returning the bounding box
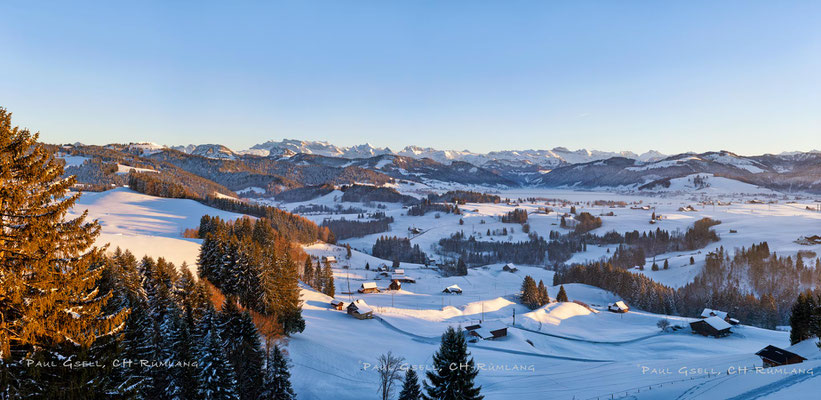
[303,257,314,286]
[314,260,324,290]
[456,258,468,276]
[322,264,336,297]
[236,311,265,400]
[520,276,539,309]
[159,303,185,399]
[398,369,422,400]
[423,327,482,400]
[261,344,296,400]
[790,292,815,345]
[219,298,265,400]
[196,310,239,400]
[0,109,127,396]
[537,280,550,306]
[258,243,305,335]
[556,285,569,302]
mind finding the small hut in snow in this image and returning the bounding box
[358,282,379,294]
[756,345,807,368]
[700,308,739,325]
[347,299,374,319]
[607,301,629,313]
[330,299,345,310]
[464,321,508,340]
[388,280,401,291]
[690,316,732,337]
[442,284,463,294]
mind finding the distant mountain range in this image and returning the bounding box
[58,140,821,195]
[235,139,667,167]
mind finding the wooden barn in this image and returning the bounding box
[392,274,416,283]
[442,284,463,294]
[330,299,345,310]
[322,256,338,264]
[700,308,740,325]
[358,282,379,294]
[690,316,732,337]
[464,322,508,340]
[607,301,629,313]
[756,345,807,368]
[389,279,401,291]
[347,299,374,319]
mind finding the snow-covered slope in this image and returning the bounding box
[67,188,247,273]
[289,245,809,399]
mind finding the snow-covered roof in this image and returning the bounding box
[351,299,373,314]
[445,284,462,292]
[483,321,508,332]
[787,339,821,360]
[701,308,728,319]
[394,269,405,275]
[702,316,732,331]
[330,299,343,305]
[361,282,377,289]
[471,328,492,339]
[611,301,628,310]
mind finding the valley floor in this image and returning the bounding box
[70,185,821,399]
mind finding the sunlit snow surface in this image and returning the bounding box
[68,181,821,399]
[67,188,246,274]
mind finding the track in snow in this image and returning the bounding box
[374,316,613,362]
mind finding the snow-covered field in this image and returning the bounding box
[69,179,821,399]
[67,188,246,274]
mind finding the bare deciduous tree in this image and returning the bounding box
[657,318,671,332]
[377,351,405,400]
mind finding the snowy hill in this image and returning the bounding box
[67,188,247,273]
[289,244,810,399]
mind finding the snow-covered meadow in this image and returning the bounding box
[69,178,821,399]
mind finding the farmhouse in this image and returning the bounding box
[464,321,508,340]
[608,301,629,313]
[700,308,739,325]
[392,274,416,283]
[346,299,374,320]
[358,282,379,294]
[388,280,401,291]
[442,284,463,294]
[330,299,345,310]
[756,345,807,368]
[690,316,732,337]
[322,256,338,264]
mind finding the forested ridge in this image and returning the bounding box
[1,109,298,398]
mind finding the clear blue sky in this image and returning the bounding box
[1,1,820,155]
